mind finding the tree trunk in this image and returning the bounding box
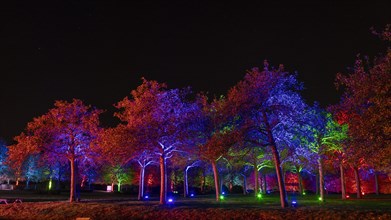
[318,157,324,202]
[254,162,259,196]
[316,174,319,195]
[374,171,379,195]
[298,171,303,195]
[263,111,288,208]
[211,160,220,201]
[263,174,267,194]
[241,174,247,195]
[201,170,206,194]
[57,177,61,191]
[69,158,76,203]
[219,174,224,193]
[184,168,188,197]
[159,154,166,205]
[229,178,233,193]
[271,144,288,207]
[57,167,62,190]
[340,163,346,199]
[353,166,362,199]
[282,168,288,199]
[138,166,145,200]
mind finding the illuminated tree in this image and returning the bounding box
[197,95,240,201]
[93,125,137,192]
[102,164,132,192]
[115,78,199,204]
[0,140,10,183]
[303,105,347,201]
[273,110,317,196]
[332,25,390,196]
[134,150,157,200]
[22,154,45,189]
[7,133,37,186]
[172,154,200,198]
[238,144,271,196]
[227,61,306,208]
[9,99,102,202]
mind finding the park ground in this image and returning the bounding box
[0,190,390,220]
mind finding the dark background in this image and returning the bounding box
[1,1,390,144]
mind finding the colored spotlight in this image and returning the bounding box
[302,192,306,195]
[257,193,262,199]
[168,198,173,203]
[219,195,224,200]
[144,195,149,199]
[318,197,322,201]
[222,192,225,195]
[190,193,194,197]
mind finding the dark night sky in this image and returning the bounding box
[1,1,390,144]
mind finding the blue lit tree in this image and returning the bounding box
[0,139,10,183]
[227,61,307,208]
[22,154,44,189]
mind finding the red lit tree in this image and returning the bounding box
[332,26,391,196]
[6,133,36,186]
[9,99,102,202]
[197,94,240,201]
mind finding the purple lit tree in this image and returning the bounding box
[114,78,200,205]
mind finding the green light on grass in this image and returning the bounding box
[318,197,322,201]
[302,192,306,195]
[257,193,262,199]
[220,195,224,200]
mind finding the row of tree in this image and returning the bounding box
[1,25,390,208]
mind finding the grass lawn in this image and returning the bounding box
[0,190,390,219]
